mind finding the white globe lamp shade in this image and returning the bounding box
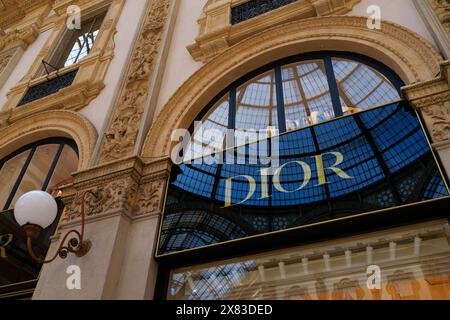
[14,191,58,229]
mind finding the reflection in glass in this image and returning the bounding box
[332,58,400,114]
[9,145,59,209]
[0,151,30,210]
[159,102,449,255]
[282,60,334,130]
[185,95,229,161]
[168,221,450,300]
[235,70,278,136]
[0,139,78,211]
[46,145,78,195]
[191,53,402,149]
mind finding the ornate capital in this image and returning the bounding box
[404,60,450,143]
[60,157,171,224]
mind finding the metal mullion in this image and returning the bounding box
[354,114,402,204]
[229,87,237,130]
[274,65,287,132]
[41,144,65,192]
[324,56,344,117]
[310,127,331,201]
[3,147,36,211]
[291,66,312,116]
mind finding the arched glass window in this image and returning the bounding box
[0,138,78,211]
[159,52,450,257]
[187,52,402,160]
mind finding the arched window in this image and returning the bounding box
[187,52,402,160]
[159,52,449,257]
[0,138,78,211]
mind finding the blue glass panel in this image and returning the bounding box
[159,102,449,255]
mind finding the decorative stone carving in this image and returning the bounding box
[0,23,40,52]
[0,110,97,170]
[0,0,125,123]
[0,51,12,74]
[133,180,165,216]
[188,0,361,62]
[99,0,170,164]
[428,0,450,38]
[0,0,53,30]
[404,60,450,143]
[143,16,443,159]
[422,102,450,142]
[64,178,139,221]
[58,157,170,223]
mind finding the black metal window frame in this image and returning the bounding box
[231,0,299,25]
[0,137,78,211]
[190,51,404,136]
[17,69,79,107]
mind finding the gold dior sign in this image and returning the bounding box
[224,152,353,207]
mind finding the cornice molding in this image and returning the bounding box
[188,0,361,62]
[0,0,53,30]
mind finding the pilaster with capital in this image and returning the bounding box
[403,60,450,178]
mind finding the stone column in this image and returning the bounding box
[413,0,450,59]
[33,0,177,300]
[403,60,450,178]
[33,157,171,299]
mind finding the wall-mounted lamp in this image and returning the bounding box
[13,190,95,264]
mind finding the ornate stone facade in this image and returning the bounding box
[428,0,450,38]
[404,60,450,143]
[0,0,125,124]
[60,157,170,223]
[0,52,12,74]
[188,0,361,62]
[1,0,450,301]
[99,0,170,164]
[143,16,443,159]
[0,110,97,170]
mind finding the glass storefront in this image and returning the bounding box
[158,101,449,256]
[156,53,450,300]
[168,220,450,300]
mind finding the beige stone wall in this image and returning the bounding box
[0,0,449,300]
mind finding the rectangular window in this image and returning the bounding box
[43,9,107,73]
[231,0,298,25]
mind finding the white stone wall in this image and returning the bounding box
[352,0,438,49]
[154,0,443,118]
[80,0,149,132]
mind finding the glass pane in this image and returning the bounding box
[185,94,230,161]
[0,150,31,210]
[46,145,78,196]
[332,58,400,115]
[159,102,449,255]
[8,144,59,209]
[282,60,335,131]
[235,70,278,142]
[64,30,99,67]
[168,221,450,300]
